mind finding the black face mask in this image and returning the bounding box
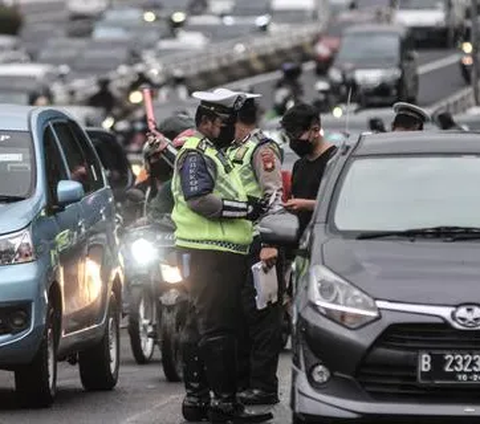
[289,138,314,157]
[150,161,172,182]
[213,121,236,150]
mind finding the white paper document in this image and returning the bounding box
[251,261,278,310]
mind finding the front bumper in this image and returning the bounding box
[331,80,399,105]
[0,262,47,367]
[293,304,480,422]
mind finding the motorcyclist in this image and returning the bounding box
[88,77,116,114]
[273,62,304,116]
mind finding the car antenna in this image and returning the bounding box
[340,86,353,154]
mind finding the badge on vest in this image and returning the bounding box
[233,146,248,164]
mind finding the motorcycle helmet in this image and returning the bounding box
[142,136,163,175]
[281,62,302,80]
[157,113,195,141]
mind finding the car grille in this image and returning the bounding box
[357,324,480,402]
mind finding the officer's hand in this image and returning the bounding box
[246,196,268,221]
[260,246,278,270]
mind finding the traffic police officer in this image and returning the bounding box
[172,89,273,423]
[391,102,430,131]
[221,89,285,406]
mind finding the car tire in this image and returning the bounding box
[79,291,120,391]
[160,306,186,382]
[128,286,155,364]
[15,302,58,408]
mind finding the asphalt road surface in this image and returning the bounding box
[0,330,291,424]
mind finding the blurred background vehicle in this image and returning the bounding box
[67,0,110,21]
[327,24,418,107]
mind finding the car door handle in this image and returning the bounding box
[78,220,86,235]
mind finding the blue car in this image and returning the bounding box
[0,105,123,407]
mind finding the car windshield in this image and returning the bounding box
[0,131,34,199]
[336,32,399,62]
[398,0,444,10]
[332,156,480,232]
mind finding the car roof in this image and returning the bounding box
[344,23,406,35]
[354,131,480,156]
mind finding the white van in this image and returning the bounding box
[393,0,468,47]
[269,0,329,23]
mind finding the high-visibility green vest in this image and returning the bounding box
[172,134,253,255]
[227,131,281,200]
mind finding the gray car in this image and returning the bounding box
[260,131,480,422]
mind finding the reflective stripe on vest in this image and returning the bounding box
[172,134,253,254]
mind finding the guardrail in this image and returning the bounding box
[158,22,325,91]
[428,85,476,116]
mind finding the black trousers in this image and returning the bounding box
[237,237,285,394]
[179,248,248,391]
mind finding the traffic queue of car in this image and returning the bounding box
[2,1,480,423]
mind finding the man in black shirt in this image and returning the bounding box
[280,104,337,234]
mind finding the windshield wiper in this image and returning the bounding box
[0,195,26,203]
[357,226,480,240]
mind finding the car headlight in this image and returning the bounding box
[0,228,35,266]
[143,10,157,22]
[160,263,182,284]
[328,67,342,83]
[130,239,156,265]
[462,42,473,54]
[308,265,379,329]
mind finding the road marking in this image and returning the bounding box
[418,53,460,75]
[122,394,182,424]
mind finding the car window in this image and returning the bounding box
[53,122,96,194]
[332,155,480,232]
[44,126,68,205]
[0,130,35,199]
[69,123,104,192]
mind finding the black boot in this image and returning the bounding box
[182,341,210,422]
[201,336,273,424]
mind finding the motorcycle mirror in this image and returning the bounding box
[126,188,146,203]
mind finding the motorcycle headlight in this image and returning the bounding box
[143,10,157,22]
[0,228,35,266]
[160,263,182,284]
[102,116,115,130]
[130,239,156,265]
[328,67,342,83]
[462,42,473,54]
[308,265,379,329]
[129,90,143,104]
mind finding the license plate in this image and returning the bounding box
[418,352,480,384]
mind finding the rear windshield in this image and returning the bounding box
[0,131,35,199]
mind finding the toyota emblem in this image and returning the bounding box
[452,305,480,329]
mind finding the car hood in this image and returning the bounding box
[0,197,40,235]
[322,238,480,305]
[394,10,445,27]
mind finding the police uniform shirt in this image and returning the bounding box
[231,129,283,210]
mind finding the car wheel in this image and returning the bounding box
[79,291,120,391]
[15,301,58,408]
[128,286,155,364]
[160,305,186,382]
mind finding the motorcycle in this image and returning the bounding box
[121,209,188,381]
[460,41,473,84]
[273,82,303,116]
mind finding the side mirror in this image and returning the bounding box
[125,188,146,203]
[258,212,300,246]
[57,180,84,206]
